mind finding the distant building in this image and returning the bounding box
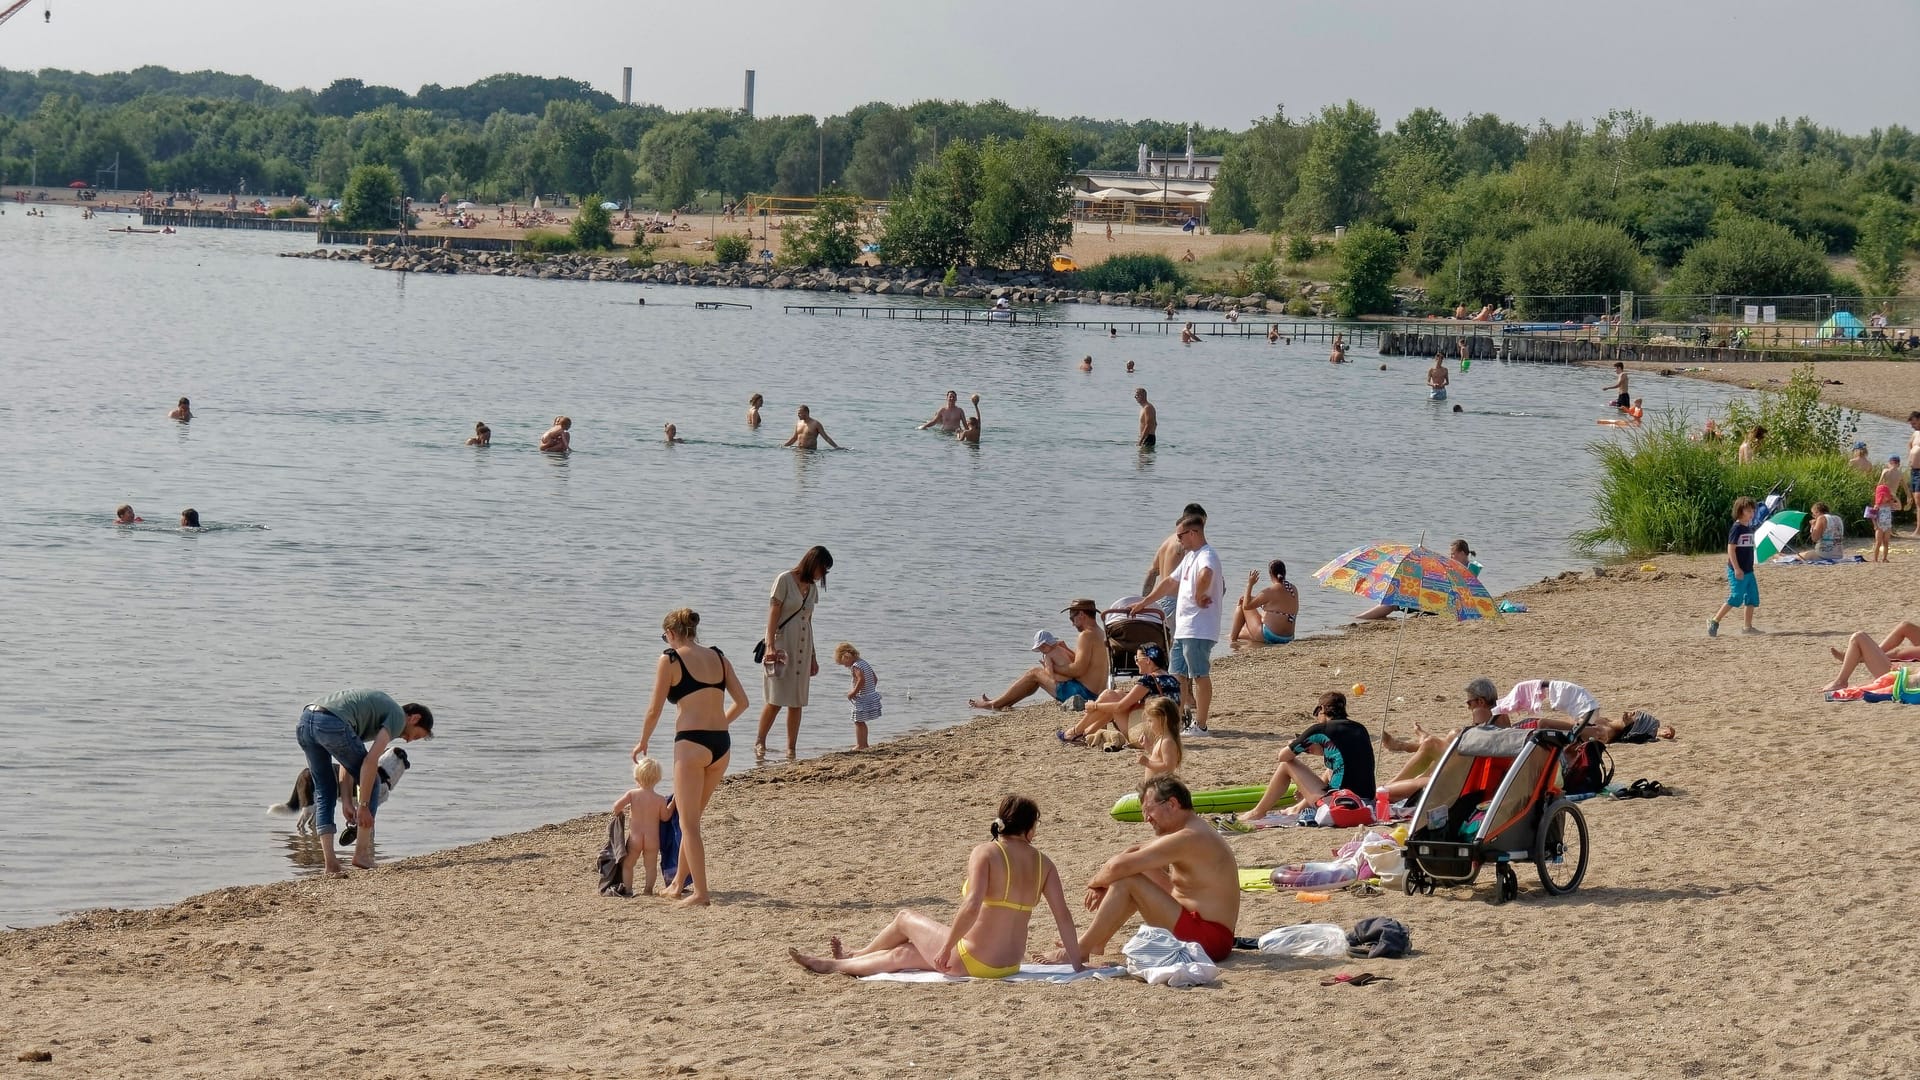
[1070,127,1220,211]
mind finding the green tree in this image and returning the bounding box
[569,196,614,250]
[1333,222,1402,317]
[1502,220,1646,315]
[1452,112,1527,176]
[590,146,635,205]
[338,163,401,228]
[879,140,980,268]
[1286,101,1382,232]
[968,129,1074,270]
[1664,214,1833,300]
[1854,194,1912,296]
[1207,106,1310,232]
[844,105,920,199]
[782,192,863,267]
[1429,234,1508,310]
[636,118,710,209]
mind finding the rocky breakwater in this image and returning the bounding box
[277,247,1346,315]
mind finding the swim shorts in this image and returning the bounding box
[1908,469,1920,494]
[1615,392,1631,409]
[1141,434,1156,448]
[1429,388,1447,401]
[1261,627,1294,645]
[1172,909,1234,962]
[1170,638,1214,678]
[1724,566,1759,608]
[1052,679,1094,703]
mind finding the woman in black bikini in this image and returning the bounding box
[634,607,748,907]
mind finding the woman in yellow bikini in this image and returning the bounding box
[788,795,1084,978]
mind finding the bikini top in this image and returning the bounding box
[663,647,727,704]
[960,840,1043,913]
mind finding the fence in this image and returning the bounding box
[1514,292,1919,328]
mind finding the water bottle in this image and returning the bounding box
[1374,789,1392,824]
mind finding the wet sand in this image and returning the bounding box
[5,547,1918,1077]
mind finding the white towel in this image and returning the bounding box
[858,964,1126,984]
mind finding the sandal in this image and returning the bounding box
[1321,972,1392,986]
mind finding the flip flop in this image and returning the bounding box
[1321,972,1392,987]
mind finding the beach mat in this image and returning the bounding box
[860,964,1126,984]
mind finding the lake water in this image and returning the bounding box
[3,208,1900,927]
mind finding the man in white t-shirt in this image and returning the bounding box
[1131,513,1223,734]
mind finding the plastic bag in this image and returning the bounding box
[1256,923,1348,958]
[1357,830,1405,884]
[1269,860,1359,892]
[1122,925,1211,974]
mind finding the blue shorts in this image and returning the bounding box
[1909,470,1920,493]
[1052,679,1093,702]
[1725,566,1759,608]
[1170,638,1215,678]
[1262,627,1294,645]
[1429,388,1447,401]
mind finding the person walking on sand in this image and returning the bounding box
[1130,514,1223,734]
[756,546,832,757]
[1041,777,1237,964]
[294,690,434,875]
[633,607,748,906]
[539,416,572,453]
[1428,354,1450,401]
[1135,387,1158,449]
[919,390,967,433]
[1708,496,1760,637]
[169,396,192,422]
[789,795,1084,978]
[783,405,842,450]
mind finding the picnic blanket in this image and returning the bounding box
[859,964,1126,984]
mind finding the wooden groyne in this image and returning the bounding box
[1377,330,1501,359]
[140,208,318,231]
[782,306,1378,343]
[315,231,522,253]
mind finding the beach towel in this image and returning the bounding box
[1825,671,1899,702]
[597,814,630,896]
[858,964,1126,984]
[660,797,681,882]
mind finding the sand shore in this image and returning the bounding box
[6,545,1918,1077]
[1611,358,1920,424]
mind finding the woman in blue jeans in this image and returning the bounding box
[295,689,434,875]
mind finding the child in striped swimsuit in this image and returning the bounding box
[836,642,881,750]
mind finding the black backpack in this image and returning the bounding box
[1560,740,1613,796]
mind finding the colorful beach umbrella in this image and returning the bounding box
[1755,510,1807,563]
[1314,542,1497,621]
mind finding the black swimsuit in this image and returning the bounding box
[665,648,732,760]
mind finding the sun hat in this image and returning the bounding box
[1062,598,1099,616]
[1031,630,1061,651]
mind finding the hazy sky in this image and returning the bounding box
[4,0,1915,133]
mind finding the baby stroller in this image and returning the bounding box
[1101,596,1170,691]
[1401,723,1591,904]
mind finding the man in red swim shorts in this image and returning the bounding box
[1047,776,1239,963]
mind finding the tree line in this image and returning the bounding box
[1,66,1913,290]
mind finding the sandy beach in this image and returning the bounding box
[1613,358,1920,424]
[6,545,1918,1078]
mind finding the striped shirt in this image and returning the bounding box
[850,659,882,721]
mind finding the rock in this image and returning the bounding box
[873,280,893,294]
[770,275,793,289]
[18,1049,52,1063]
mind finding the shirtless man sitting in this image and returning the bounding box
[538,415,572,452]
[1046,776,1238,963]
[1058,644,1180,742]
[1231,560,1298,646]
[919,390,966,433]
[970,600,1109,711]
[783,405,842,450]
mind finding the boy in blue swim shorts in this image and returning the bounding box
[1708,496,1759,637]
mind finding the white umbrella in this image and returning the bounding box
[1083,188,1141,201]
[456,201,474,209]
[600,201,621,210]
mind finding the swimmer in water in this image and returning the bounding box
[1126,360,1136,374]
[539,416,572,453]
[1267,324,1279,344]
[919,391,966,433]
[1135,387,1158,449]
[115,504,143,525]
[466,422,491,447]
[1428,354,1450,401]
[180,508,201,529]
[1329,334,1348,364]
[1180,322,1200,346]
[1452,404,1463,413]
[747,394,763,428]
[957,395,981,444]
[783,405,843,450]
[664,423,685,444]
[1079,356,1093,372]
[1109,327,1118,340]
[169,396,192,421]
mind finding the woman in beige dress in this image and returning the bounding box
[755,546,833,758]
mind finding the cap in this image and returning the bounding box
[1854,441,1868,450]
[1062,598,1099,616]
[1031,630,1061,651]
[1138,644,1167,666]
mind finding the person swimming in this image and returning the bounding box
[179,508,201,529]
[747,394,763,428]
[1078,356,1093,372]
[169,397,191,421]
[664,423,685,444]
[466,422,491,447]
[115,504,143,525]
[538,416,572,453]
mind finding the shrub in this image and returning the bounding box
[1577,412,1873,555]
[1722,364,1859,457]
[525,229,579,254]
[1284,234,1319,263]
[713,233,751,264]
[782,192,863,267]
[1503,220,1646,316]
[1429,234,1507,310]
[627,236,660,266]
[1078,253,1185,293]
[267,199,311,220]
[1232,254,1281,296]
[1664,214,1833,307]
[569,199,614,251]
[1285,296,1314,317]
[339,164,401,230]
[1333,223,1402,317]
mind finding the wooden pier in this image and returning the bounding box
[780,305,1379,344]
[140,208,319,232]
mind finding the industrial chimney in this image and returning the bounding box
[743,69,755,118]
[622,67,633,106]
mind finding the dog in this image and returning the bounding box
[269,746,410,840]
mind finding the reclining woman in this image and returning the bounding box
[1057,644,1179,744]
[788,795,1084,978]
[1822,620,1920,693]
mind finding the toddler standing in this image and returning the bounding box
[611,757,672,895]
[1872,484,1896,562]
[835,642,881,750]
